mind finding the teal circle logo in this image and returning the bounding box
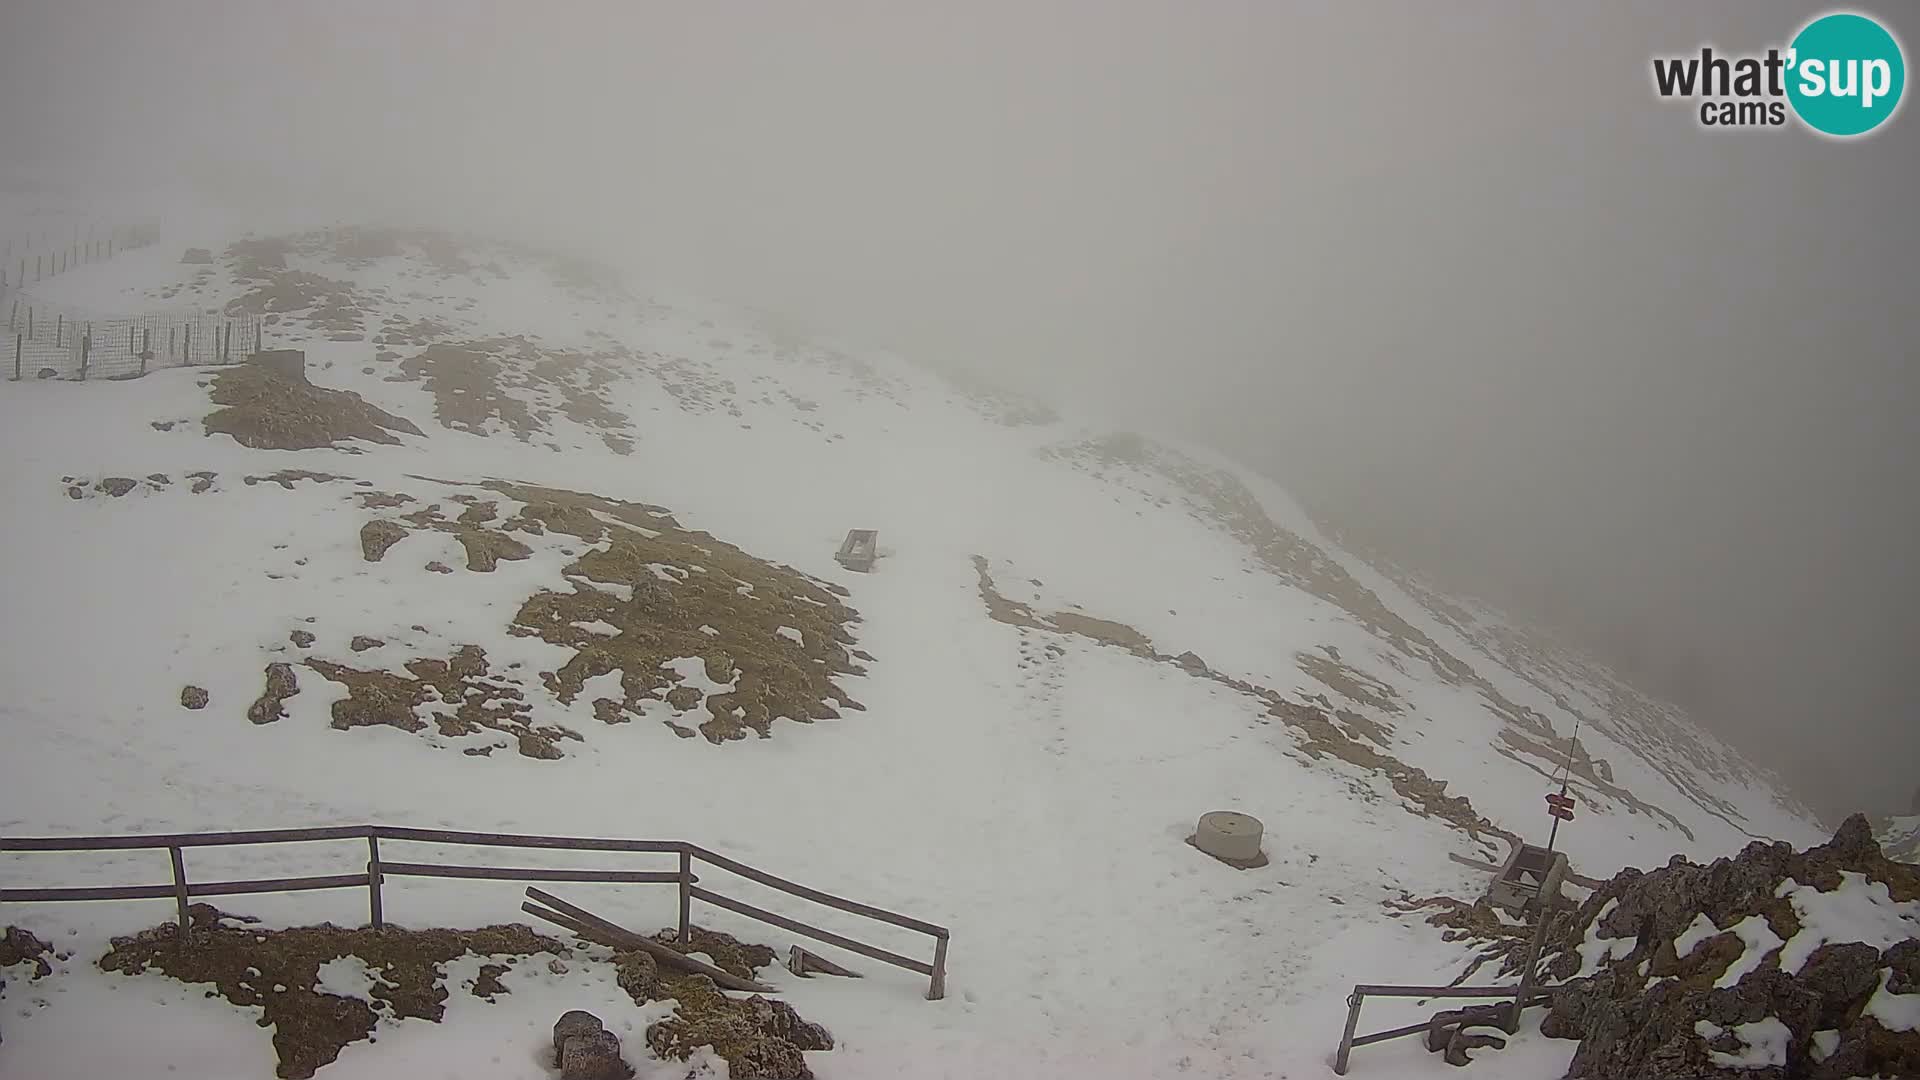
[1787,12,1906,137]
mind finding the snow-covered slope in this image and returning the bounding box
[1880,816,1920,865]
[0,220,1830,1079]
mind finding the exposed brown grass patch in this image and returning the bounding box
[1,926,53,977]
[225,269,368,338]
[247,662,300,724]
[303,645,581,758]
[359,520,409,561]
[204,365,422,451]
[99,904,562,1079]
[395,339,635,454]
[646,975,833,1080]
[489,482,866,743]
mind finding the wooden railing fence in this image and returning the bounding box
[0,824,949,1000]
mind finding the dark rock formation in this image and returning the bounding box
[1540,814,1920,1079]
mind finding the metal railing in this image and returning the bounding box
[1331,982,1558,1074]
[0,823,950,999]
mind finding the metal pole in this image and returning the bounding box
[1507,859,1566,1033]
[169,846,192,945]
[13,334,20,381]
[367,836,385,929]
[1546,716,1581,856]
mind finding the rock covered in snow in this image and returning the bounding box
[1540,814,1920,1078]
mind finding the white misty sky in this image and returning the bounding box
[1,0,1914,818]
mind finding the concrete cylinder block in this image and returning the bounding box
[1194,810,1264,863]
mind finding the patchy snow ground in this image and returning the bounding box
[0,207,1836,1080]
[1776,872,1920,974]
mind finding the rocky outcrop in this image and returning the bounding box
[1540,814,1920,1079]
[552,1011,631,1080]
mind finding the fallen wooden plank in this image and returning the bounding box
[524,887,774,994]
[522,901,596,940]
[788,945,862,979]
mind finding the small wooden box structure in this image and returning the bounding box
[1486,843,1568,915]
[835,529,878,572]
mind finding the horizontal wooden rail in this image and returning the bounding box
[1350,983,1542,999]
[686,845,948,938]
[371,827,684,853]
[187,873,370,897]
[0,883,179,903]
[689,885,933,976]
[0,825,372,851]
[381,861,688,885]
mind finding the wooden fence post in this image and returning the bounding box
[183,325,191,364]
[169,846,191,945]
[678,849,693,945]
[55,314,62,347]
[367,835,385,929]
[80,331,90,381]
[140,329,151,376]
[13,334,20,381]
[223,322,232,363]
[927,934,948,1000]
